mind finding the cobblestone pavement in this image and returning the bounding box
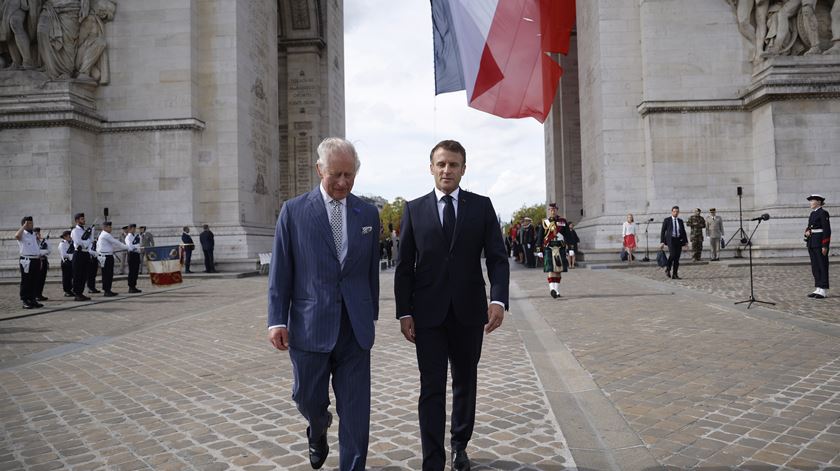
[0,276,572,470]
[623,261,840,324]
[514,262,840,470]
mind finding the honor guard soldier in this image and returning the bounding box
[15,216,43,309]
[687,208,706,261]
[71,212,94,301]
[33,227,50,301]
[97,222,129,296]
[181,226,195,273]
[125,224,143,293]
[541,203,569,298]
[58,230,75,297]
[805,194,831,299]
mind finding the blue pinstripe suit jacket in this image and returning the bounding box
[268,186,381,353]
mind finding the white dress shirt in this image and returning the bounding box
[18,231,39,257]
[98,231,128,255]
[125,233,142,253]
[71,224,93,252]
[58,239,73,262]
[622,222,637,237]
[319,183,348,264]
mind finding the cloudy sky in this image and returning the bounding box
[344,0,546,221]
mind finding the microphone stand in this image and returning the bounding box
[642,219,652,262]
[734,218,775,309]
[725,190,749,258]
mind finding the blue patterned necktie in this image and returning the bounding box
[330,200,342,255]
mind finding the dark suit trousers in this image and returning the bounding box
[667,240,682,276]
[184,249,192,270]
[19,258,41,302]
[128,252,141,288]
[36,259,49,297]
[87,254,98,290]
[203,249,214,272]
[102,255,115,293]
[809,246,829,289]
[415,304,485,471]
[61,261,73,294]
[72,251,88,295]
[289,305,370,471]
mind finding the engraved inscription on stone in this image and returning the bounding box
[290,0,311,30]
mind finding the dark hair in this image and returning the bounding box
[74,212,84,220]
[671,206,680,211]
[61,230,71,238]
[183,226,189,232]
[129,223,136,228]
[203,224,209,230]
[21,216,33,225]
[429,139,466,164]
[139,226,146,230]
[103,221,112,227]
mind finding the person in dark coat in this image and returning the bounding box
[805,194,831,299]
[199,224,216,273]
[181,226,194,273]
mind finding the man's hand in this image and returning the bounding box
[660,243,665,250]
[400,317,416,344]
[485,304,504,334]
[268,327,289,351]
[823,247,828,256]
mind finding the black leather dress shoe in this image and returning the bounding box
[36,296,48,301]
[673,275,682,280]
[128,288,142,293]
[74,295,91,302]
[307,414,332,469]
[104,291,118,297]
[452,449,470,471]
[807,292,818,298]
[22,303,34,309]
[665,270,671,278]
[64,292,75,297]
[814,294,826,299]
[88,288,101,294]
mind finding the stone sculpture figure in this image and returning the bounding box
[75,0,114,83]
[731,0,770,61]
[825,0,840,54]
[37,0,89,79]
[0,0,41,68]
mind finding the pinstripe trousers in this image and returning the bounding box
[289,305,370,471]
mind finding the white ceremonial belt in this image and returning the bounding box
[100,252,114,256]
[811,229,824,233]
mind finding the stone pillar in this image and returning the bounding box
[544,34,582,222]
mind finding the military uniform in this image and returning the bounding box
[687,210,706,261]
[705,209,724,261]
[542,214,569,298]
[70,213,94,301]
[805,194,831,299]
[16,217,43,309]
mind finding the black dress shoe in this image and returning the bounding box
[673,275,682,280]
[74,295,91,302]
[64,292,75,297]
[22,303,34,309]
[452,449,470,471]
[808,292,818,298]
[104,291,118,297]
[550,289,558,299]
[814,294,826,299]
[307,414,332,469]
[88,288,101,294]
[36,296,48,301]
[128,288,142,293]
[665,270,671,278]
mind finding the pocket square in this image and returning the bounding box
[362,226,373,234]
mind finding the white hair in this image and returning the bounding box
[316,137,360,172]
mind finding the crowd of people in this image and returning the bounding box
[14,213,217,309]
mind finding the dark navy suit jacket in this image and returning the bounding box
[394,189,509,328]
[660,217,688,246]
[268,186,380,353]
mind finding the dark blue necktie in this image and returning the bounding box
[442,195,455,245]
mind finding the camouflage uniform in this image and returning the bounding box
[687,213,706,261]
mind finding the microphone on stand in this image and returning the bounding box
[750,214,770,222]
[648,218,655,222]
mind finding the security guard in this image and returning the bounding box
[58,230,75,297]
[15,216,43,309]
[70,212,93,301]
[125,224,143,293]
[805,194,831,299]
[97,222,129,296]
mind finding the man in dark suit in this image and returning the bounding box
[268,137,380,471]
[395,139,510,471]
[199,224,216,273]
[660,205,688,279]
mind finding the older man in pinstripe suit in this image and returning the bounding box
[268,137,380,471]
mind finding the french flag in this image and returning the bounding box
[431,0,575,123]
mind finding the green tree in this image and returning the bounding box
[510,203,547,227]
[379,196,406,239]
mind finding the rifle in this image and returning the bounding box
[81,218,100,241]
